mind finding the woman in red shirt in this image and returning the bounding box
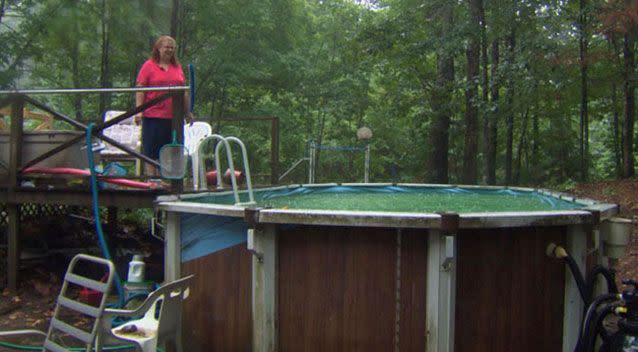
[135,35,193,177]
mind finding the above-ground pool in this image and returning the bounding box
[157,183,621,352]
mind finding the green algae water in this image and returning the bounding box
[189,185,584,213]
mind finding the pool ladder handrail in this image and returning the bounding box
[194,134,255,206]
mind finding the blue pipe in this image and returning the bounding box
[86,123,125,307]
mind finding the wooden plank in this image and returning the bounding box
[0,188,159,208]
[454,226,566,352]
[7,97,24,290]
[278,226,399,352]
[398,229,428,351]
[181,244,252,352]
[7,204,18,290]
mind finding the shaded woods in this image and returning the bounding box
[1,0,638,186]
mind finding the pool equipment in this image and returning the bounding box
[193,134,255,205]
[159,130,188,180]
[547,242,638,352]
[280,131,372,184]
[308,140,370,183]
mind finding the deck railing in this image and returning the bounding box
[0,86,189,193]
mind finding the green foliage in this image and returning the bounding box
[1,0,635,185]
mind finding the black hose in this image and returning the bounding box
[575,293,618,352]
[582,304,617,352]
[585,265,618,305]
[563,254,589,304]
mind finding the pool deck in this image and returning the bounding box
[0,181,177,290]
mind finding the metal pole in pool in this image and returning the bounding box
[365,144,370,183]
[308,141,314,184]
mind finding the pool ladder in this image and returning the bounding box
[193,134,255,206]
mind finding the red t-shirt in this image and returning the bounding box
[136,59,185,119]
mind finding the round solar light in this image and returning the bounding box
[357,126,372,141]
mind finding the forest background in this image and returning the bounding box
[1,0,637,187]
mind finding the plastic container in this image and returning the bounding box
[602,217,633,260]
[127,254,145,283]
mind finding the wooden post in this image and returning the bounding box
[251,224,278,352]
[170,92,184,193]
[7,96,24,290]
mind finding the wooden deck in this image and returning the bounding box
[0,182,178,290]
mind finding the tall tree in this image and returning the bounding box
[485,38,499,185]
[504,32,515,185]
[428,0,455,183]
[99,0,112,115]
[0,0,6,25]
[463,0,482,184]
[622,31,635,177]
[578,0,590,180]
[479,0,492,184]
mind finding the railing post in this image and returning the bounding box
[171,92,185,193]
[7,95,24,290]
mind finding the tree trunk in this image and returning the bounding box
[622,32,635,178]
[485,39,499,185]
[463,0,482,184]
[609,36,622,177]
[612,81,621,177]
[578,0,589,181]
[427,1,454,184]
[71,21,82,120]
[171,0,180,40]
[0,0,6,25]
[480,2,491,184]
[504,32,516,185]
[532,103,539,183]
[99,0,112,116]
[514,109,529,184]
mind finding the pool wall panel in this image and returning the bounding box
[278,226,427,351]
[182,244,252,352]
[455,226,566,352]
[398,229,429,351]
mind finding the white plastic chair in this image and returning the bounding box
[184,121,212,188]
[95,275,194,352]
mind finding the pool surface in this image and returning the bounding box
[187,184,585,213]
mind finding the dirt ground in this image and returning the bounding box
[0,179,637,350]
[0,213,163,350]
